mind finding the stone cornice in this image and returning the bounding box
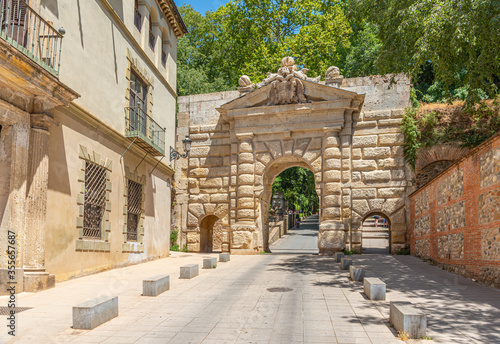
[155,0,188,38]
[0,38,80,108]
[61,102,175,177]
[98,0,177,98]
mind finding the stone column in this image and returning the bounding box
[231,133,258,254]
[0,118,30,295]
[318,129,344,255]
[138,2,150,50]
[23,114,58,292]
[152,23,162,65]
[340,110,354,251]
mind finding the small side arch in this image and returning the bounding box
[360,211,391,254]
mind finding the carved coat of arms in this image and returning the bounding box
[237,57,342,106]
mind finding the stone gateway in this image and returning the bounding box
[174,57,412,255]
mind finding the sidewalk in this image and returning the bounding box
[1,251,498,344]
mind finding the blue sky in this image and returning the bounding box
[178,0,231,14]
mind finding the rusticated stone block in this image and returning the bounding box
[143,275,170,296]
[364,278,386,300]
[341,258,352,270]
[390,302,427,339]
[349,265,365,281]
[180,264,199,279]
[363,147,391,159]
[73,296,118,330]
[203,258,217,269]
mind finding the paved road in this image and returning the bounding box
[270,215,319,255]
[1,227,499,343]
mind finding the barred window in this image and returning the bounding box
[83,161,106,239]
[127,180,143,241]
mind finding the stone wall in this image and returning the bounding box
[410,134,500,288]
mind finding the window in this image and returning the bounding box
[148,15,155,51]
[126,180,143,241]
[1,0,29,47]
[129,70,148,134]
[134,0,141,31]
[83,161,106,239]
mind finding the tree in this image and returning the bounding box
[212,0,352,84]
[347,0,500,103]
[176,5,234,96]
[177,1,353,95]
[272,167,319,214]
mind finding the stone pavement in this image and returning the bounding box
[1,225,499,343]
[270,215,319,255]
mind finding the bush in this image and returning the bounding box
[396,248,411,255]
[343,248,359,255]
[170,244,180,252]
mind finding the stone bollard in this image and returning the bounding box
[390,302,427,339]
[349,265,365,282]
[335,252,345,263]
[203,257,218,269]
[219,253,230,262]
[340,258,352,270]
[73,296,118,330]
[364,278,386,300]
[180,264,199,279]
[143,275,170,296]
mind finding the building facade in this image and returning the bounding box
[0,0,186,293]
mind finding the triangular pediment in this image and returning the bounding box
[218,79,364,112]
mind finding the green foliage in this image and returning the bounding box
[343,248,359,255]
[272,167,319,214]
[170,229,179,241]
[170,229,179,251]
[343,22,382,77]
[177,1,354,95]
[396,248,411,255]
[347,0,500,104]
[401,104,421,169]
[181,244,188,253]
[401,97,500,168]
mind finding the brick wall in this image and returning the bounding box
[410,134,500,288]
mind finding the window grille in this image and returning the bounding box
[127,179,142,241]
[83,161,106,239]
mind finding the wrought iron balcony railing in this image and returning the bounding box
[0,0,63,77]
[125,107,166,157]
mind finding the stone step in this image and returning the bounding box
[364,278,386,300]
[349,265,365,282]
[143,275,170,297]
[390,302,427,339]
[180,264,199,279]
[73,296,118,330]
[203,258,217,269]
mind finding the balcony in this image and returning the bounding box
[125,107,165,157]
[0,0,63,77]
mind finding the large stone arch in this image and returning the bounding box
[174,59,412,255]
[259,156,322,251]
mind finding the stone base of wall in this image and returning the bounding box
[429,260,500,289]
